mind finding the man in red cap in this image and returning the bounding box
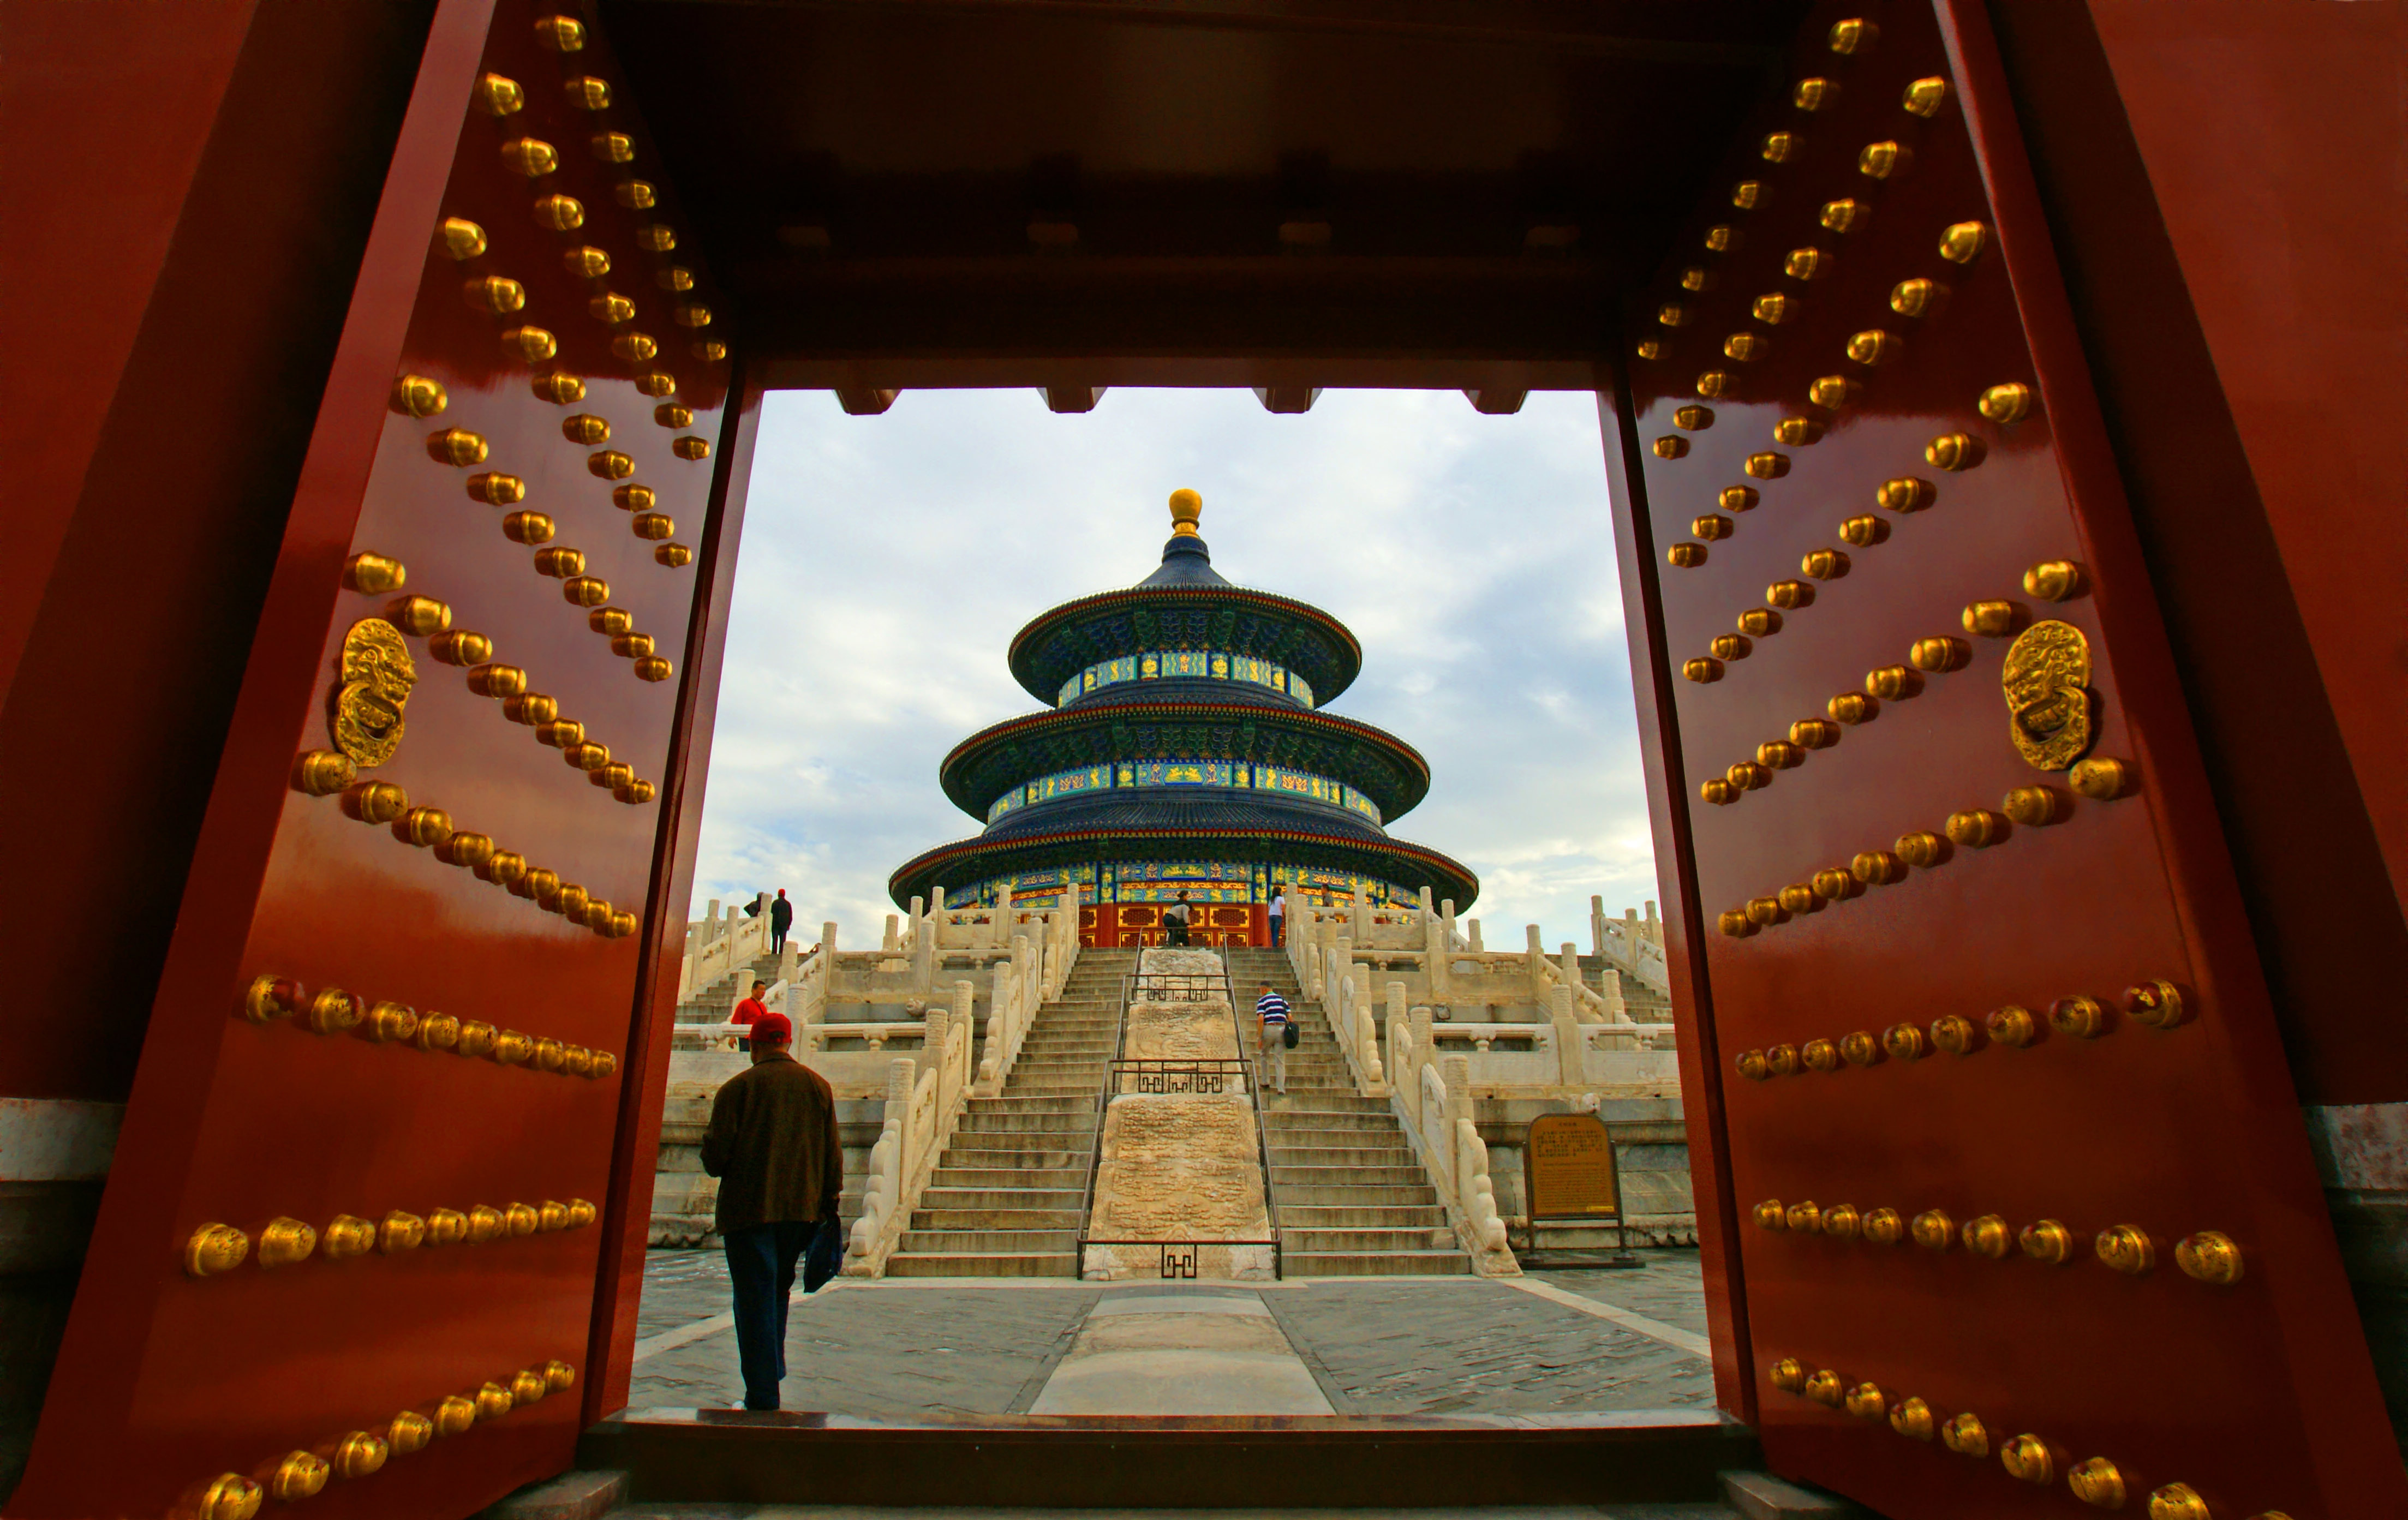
[700,1009,842,1410]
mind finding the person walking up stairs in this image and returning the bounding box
[1226,948,1469,1276]
[886,949,1137,1277]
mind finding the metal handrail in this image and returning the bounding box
[1069,956,1132,1278]
[1225,945,1285,1280]
[1109,1057,1247,1096]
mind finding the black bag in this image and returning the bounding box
[801,1214,844,1292]
[1282,1021,1300,1050]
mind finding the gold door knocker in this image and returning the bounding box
[2000,620,2095,770]
[332,618,417,766]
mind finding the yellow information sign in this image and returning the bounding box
[1524,1112,1620,1219]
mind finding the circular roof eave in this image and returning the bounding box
[887,825,1479,913]
[1005,584,1365,705]
[935,699,1433,820]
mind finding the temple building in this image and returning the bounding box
[889,490,1477,947]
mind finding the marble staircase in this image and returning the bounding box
[884,950,1136,1278]
[1227,948,1470,1276]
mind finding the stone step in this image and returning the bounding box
[957,1116,1098,1136]
[1272,1182,1443,1208]
[964,1095,1095,1114]
[1275,1204,1449,1228]
[1269,1146,1419,1168]
[899,1228,1080,1254]
[1282,1249,1469,1277]
[1270,1164,1434,1188]
[941,1140,1089,1162]
[1261,1093,1391,1114]
[1260,1115,1413,1139]
[885,1250,1078,1278]
[911,1207,1087,1232]
[1283,1226,1459,1253]
[919,1186,1085,1211]
[929,1166,1089,1190]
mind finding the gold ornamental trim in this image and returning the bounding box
[331,619,416,767]
[2001,619,2095,771]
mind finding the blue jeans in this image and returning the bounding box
[723,1220,816,1409]
[1269,915,1284,948]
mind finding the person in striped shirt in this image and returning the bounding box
[1256,983,1290,1095]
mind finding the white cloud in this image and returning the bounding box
[689,387,1665,946]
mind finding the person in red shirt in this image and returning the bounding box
[730,979,770,1051]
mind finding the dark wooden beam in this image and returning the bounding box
[834,387,899,415]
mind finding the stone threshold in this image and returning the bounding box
[582,1406,1755,1509]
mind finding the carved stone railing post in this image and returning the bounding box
[1439,1052,1515,1273]
[845,1055,918,1274]
[977,957,1013,1096]
[1550,985,1585,1086]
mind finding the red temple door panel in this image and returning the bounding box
[10,4,746,1517]
[1610,3,2407,1517]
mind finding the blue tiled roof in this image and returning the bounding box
[1135,534,1232,588]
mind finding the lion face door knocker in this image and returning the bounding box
[331,618,418,767]
[2000,619,2095,771]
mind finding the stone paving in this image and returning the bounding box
[627,1249,1712,1416]
[1259,1278,1712,1415]
[1529,1256,1710,1337]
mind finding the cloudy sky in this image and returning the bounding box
[688,386,1664,948]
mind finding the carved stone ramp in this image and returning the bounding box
[885,949,1136,1277]
[1228,947,1471,1276]
[1080,948,1275,1281]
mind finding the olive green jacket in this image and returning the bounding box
[700,1051,842,1234]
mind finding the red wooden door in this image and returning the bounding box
[1609,2,2407,1516]
[9,4,748,1517]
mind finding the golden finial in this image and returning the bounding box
[1168,488,1203,538]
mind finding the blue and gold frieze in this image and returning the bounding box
[1057,649,1313,709]
[946,863,1096,910]
[985,758,1382,824]
[1277,866,1409,909]
[948,861,1412,910]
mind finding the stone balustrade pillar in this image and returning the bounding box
[887,1056,917,1171]
[924,1006,952,1115]
[1550,985,1585,1086]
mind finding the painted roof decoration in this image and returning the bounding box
[891,490,1477,909]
